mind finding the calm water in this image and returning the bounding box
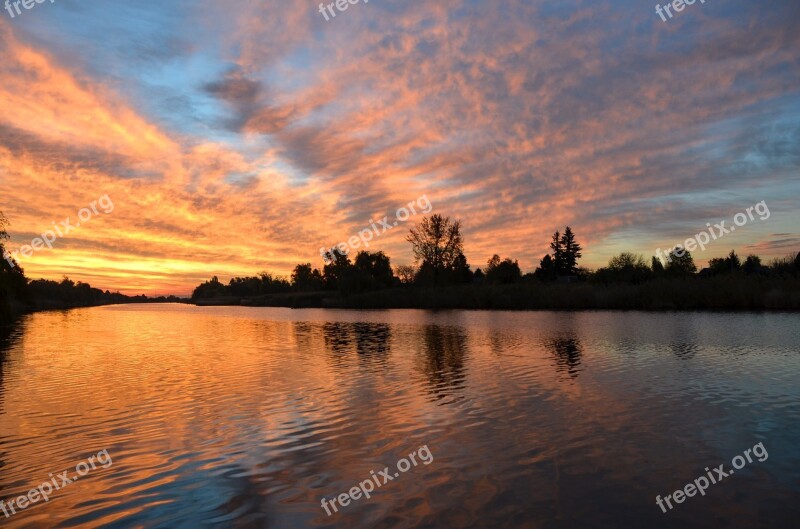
[0,305,798,528]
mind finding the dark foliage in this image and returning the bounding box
[406,214,470,286]
[535,227,583,281]
[484,255,522,284]
[594,253,652,284]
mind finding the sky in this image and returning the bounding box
[0,0,798,296]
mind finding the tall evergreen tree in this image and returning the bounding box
[725,250,741,272]
[560,227,582,275]
[651,256,665,274]
[549,231,563,275]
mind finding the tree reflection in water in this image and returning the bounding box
[417,324,469,401]
[546,335,584,379]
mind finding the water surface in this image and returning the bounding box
[1,306,798,528]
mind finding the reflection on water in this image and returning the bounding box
[671,341,700,360]
[546,335,584,379]
[418,325,468,401]
[354,323,391,357]
[0,306,799,529]
[320,321,392,371]
[322,321,353,356]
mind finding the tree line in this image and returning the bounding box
[192,213,800,300]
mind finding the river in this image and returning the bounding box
[0,305,798,528]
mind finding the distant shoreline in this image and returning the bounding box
[3,278,798,325]
[190,278,800,312]
[1,297,191,325]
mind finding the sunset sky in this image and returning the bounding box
[0,0,798,295]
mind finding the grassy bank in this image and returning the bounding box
[0,281,187,325]
[193,277,800,311]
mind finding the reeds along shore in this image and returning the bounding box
[191,277,800,311]
[3,268,800,320]
[0,275,184,324]
[332,278,800,311]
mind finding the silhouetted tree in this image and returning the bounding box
[484,254,522,284]
[227,272,290,296]
[394,265,417,286]
[726,250,742,271]
[607,252,646,271]
[227,276,258,296]
[768,254,799,277]
[292,263,324,291]
[708,258,725,274]
[0,212,30,321]
[666,249,697,276]
[323,248,352,291]
[25,277,109,305]
[406,214,467,286]
[192,276,228,299]
[538,227,582,279]
[0,212,7,244]
[534,254,555,280]
[351,251,394,292]
[560,227,583,275]
[594,253,652,284]
[549,231,564,275]
[651,256,665,275]
[451,253,474,284]
[743,254,763,275]
[709,250,743,275]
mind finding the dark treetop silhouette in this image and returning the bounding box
[188,214,800,311]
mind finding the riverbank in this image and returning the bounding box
[192,277,800,311]
[1,295,190,325]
